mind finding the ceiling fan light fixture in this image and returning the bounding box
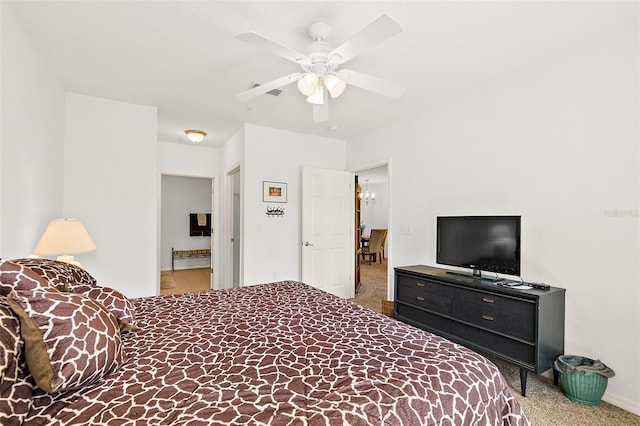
[297,72,319,96]
[235,14,404,121]
[306,84,325,105]
[185,129,207,143]
[324,73,346,98]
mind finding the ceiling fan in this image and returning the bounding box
[235,15,405,123]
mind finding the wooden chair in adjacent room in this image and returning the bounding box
[378,228,388,261]
[361,228,386,264]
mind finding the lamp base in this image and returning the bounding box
[55,254,84,269]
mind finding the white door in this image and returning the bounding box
[301,167,354,299]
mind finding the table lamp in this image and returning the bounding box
[33,219,97,268]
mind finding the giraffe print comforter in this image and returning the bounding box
[23,281,529,425]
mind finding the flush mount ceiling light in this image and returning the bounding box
[185,130,207,143]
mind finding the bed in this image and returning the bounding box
[1,258,529,425]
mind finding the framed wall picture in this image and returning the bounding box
[263,181,287,203]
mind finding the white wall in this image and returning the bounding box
[1,7,161,300]
[157,141,219,177]
[242,124,346,284]
[160,175,212,270]
[0,4,65,257]
[63,93,158,299]
[219,127,245,288]
[347,25,639,414]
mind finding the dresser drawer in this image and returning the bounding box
[396,274,452,315]
[453,322,536,366]
[396,303,452,335]
[452,300,535,342]
[452,287,535,318]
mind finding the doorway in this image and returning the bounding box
[351,164,389,312]
[159,175,213,295]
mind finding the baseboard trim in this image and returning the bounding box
[602,392,640,416]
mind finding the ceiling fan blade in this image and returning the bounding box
[328,15,402,65]
[337,69,405,99]
[236,32,310,65]
[312,102,329,123]
[236,73,303,102]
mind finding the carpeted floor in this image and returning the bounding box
[351,260,640,425]
[351,258,388,314]
[493,356,640,425]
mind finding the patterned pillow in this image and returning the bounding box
[6,259,134,329]
[0,259,54,296]
[7,281,123,393]
[9,258,97,290]
[0,296,33,423]
[66,283,137,330]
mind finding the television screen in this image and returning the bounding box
[436,216,521,277]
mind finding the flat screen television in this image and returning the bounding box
[436,216,521,278]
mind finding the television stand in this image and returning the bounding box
[394,265,565,396]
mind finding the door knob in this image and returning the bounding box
[303,241,314,246]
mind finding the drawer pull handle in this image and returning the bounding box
[416,296,425,301]
[482,315,495,321]
[416,282,426,287]
[482,297,495,304]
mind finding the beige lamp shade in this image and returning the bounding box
[33,219,96,267]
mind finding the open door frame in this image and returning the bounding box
[351,159,392,301]
[158,173,217,293]
[223,165,241,289]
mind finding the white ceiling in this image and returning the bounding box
[6,1,635,147]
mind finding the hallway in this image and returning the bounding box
[350,258,388,313]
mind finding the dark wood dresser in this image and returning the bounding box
[394,265,565,396]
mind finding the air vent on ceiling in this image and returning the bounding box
[250,82,283,97]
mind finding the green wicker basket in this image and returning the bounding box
[559,371,608,406]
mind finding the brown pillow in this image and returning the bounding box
[0,259,54,296]
[7,259,135,330]
[66,283,137,330]
[7,279,122,393]
[9,258,97,290]
[0,296,32,423]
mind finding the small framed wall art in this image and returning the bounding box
[263,181,287,203]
